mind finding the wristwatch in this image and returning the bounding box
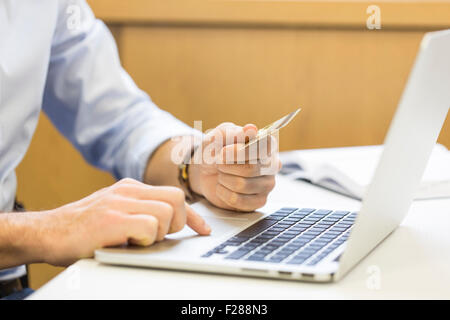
[178,144,200,202]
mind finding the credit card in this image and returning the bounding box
[244,108,301,148]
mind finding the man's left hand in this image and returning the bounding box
[188,122,281,212]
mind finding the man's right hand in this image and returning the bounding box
[37,178,210,266]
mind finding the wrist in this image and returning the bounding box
[1,211,50,266]
[178,138,203,199]
[188,163,203,196]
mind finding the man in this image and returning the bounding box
[0,1,280,299]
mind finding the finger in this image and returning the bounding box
[219,134,278,164]
[217,156,281,178]
[186,203,211,235]
[217,162,262,177]
[216,184,268,212]
[114,197,174,241]
[205,123,258,147]
[220,143,257,164]
[94,177,141,199]
[245,133,278,161]
[123,214,159,246]
[243,124,258,143]
[204,123,242,146]
[111,184,187,234]
[218,172,276,195]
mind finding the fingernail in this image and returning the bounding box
[204,224,212,234]
[244,124,258,132]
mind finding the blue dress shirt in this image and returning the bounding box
[0,0,198,279]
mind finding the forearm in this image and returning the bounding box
[0,211,48,269]
[144,139,181,187]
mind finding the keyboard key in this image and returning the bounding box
[279,208,298,213]
[225,249,251,260]
[271,235,288,241]
[265,215,285,221]
[236,219,278,238]
[243,243,259,250]
[274,252,294,260]
[229,236,249,243]
[304,231,321,236]
[290,225,308,231]
[309,214,326,220]
[290,213,308,218]
[295,250,315,257]
[296,222,314,227]
[311,226,327,232]
[262,232,281,238]
[336,222,353,227]
[322,217,340,222]
[246,255,266,261]
[249,237,269,244]
[201,251,214,258]
[276,223,293,228]
[214,249,229,254]
[298,208,315,213]
[272,212,291,217]
[286,258,307,265]
[326,230,342,235]
[317,221,335,226]
[281,233,296,239]
[315,238,332,244]
[314,209,332,216]
[268,256,285,263]
[303,218,320,223]
[332,210,350,217]
[223,241,242,246]
[308,244,325,250]
[292,238,310,244]
[331,227,348,232]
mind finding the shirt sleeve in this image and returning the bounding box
[42,0,200,181]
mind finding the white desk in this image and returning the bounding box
[29,176,450,299]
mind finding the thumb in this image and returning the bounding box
[185,203,211,235]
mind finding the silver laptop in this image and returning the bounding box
[95,30,450,282]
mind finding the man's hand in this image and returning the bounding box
[188,123,281,212]
[37,178,210,266]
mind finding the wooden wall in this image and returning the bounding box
[16,0,450,289]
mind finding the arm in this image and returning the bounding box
[0,179,210,269]
[0,211,47,269]
[43,0,197,182]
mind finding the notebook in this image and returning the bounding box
[279,144,450,200]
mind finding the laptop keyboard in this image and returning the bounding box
[201,208,356,266]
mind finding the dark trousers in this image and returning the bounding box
[0,201,34,300]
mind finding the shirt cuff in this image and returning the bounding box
[122,111,203,182]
